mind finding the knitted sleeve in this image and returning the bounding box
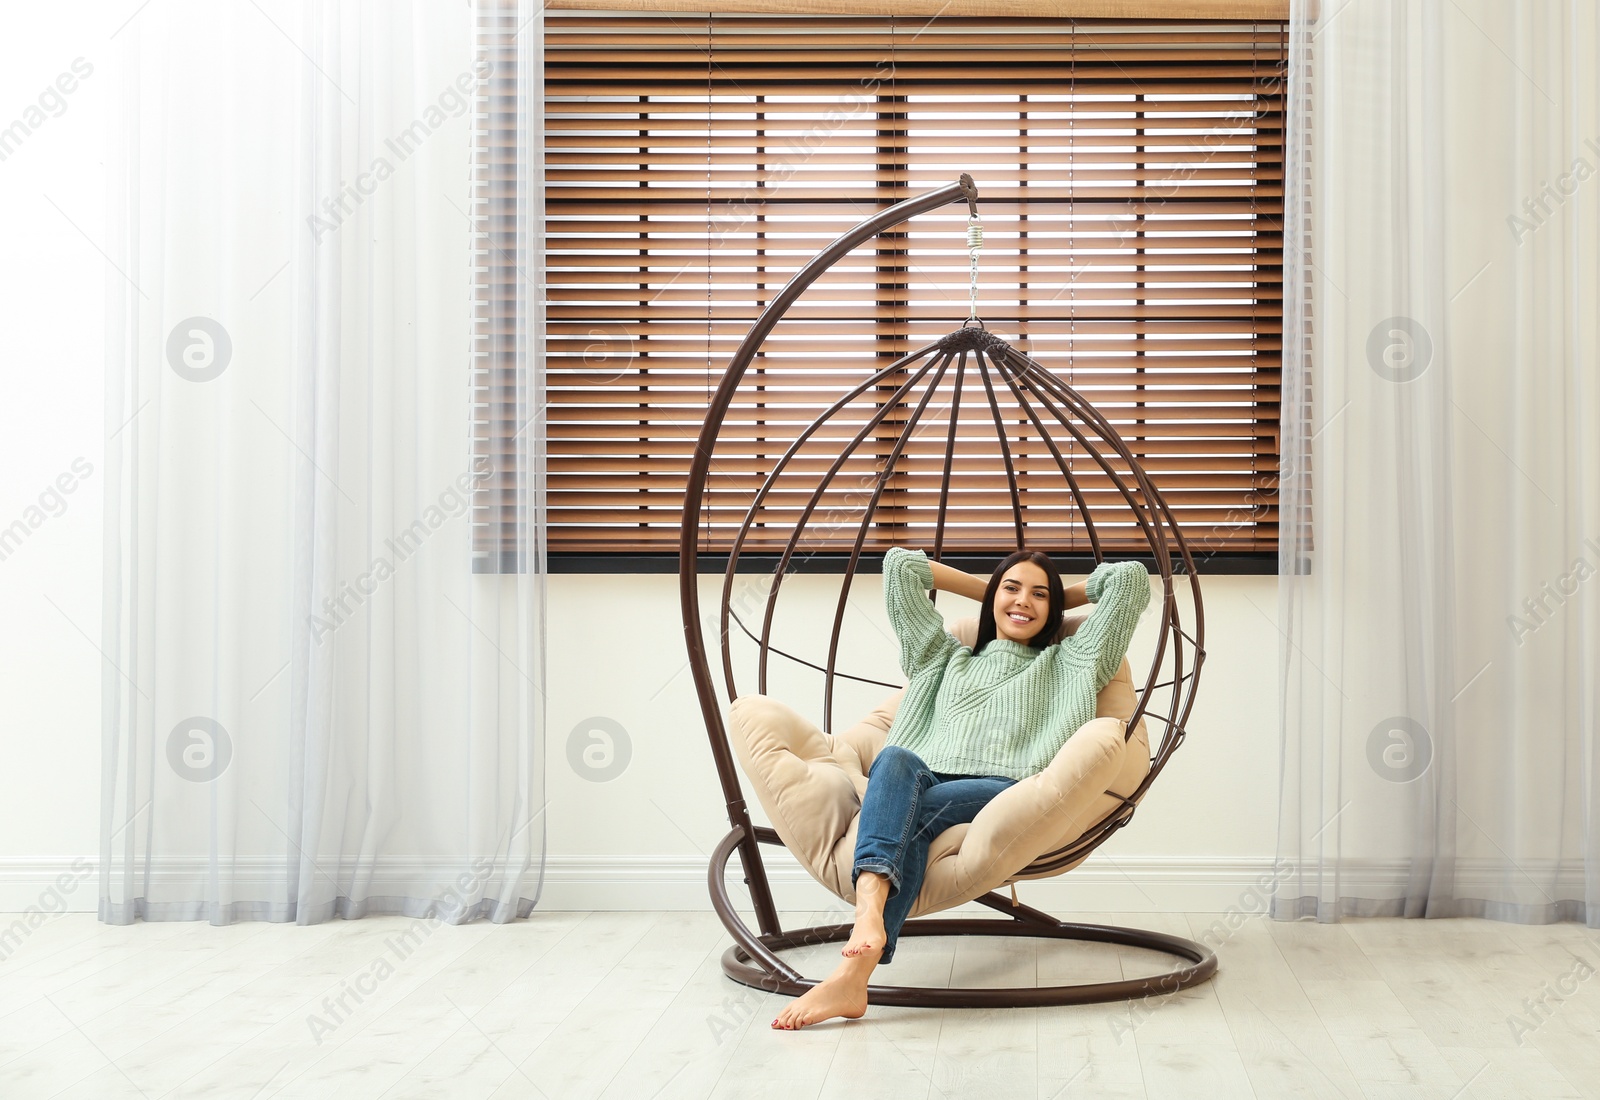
[882,547,959,680]
[1072,560,1152,688]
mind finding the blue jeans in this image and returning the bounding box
[851,745,1018,964]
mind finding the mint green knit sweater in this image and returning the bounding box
[880,547,1151,780]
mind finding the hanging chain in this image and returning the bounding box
[965,213,984,328]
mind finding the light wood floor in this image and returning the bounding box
[2,907,1598,1098]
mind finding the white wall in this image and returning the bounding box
[0,7,118,906]
[539,572,1282,913]
[0,3,1284,914]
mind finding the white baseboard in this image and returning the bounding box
[0,853,1287,916]
[534,852,1293,914]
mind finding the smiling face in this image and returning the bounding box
[992,560,1052,644]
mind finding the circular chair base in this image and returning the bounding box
[719,915,1218,1008]
[707,824,1218,1008]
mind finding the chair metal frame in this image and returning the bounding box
[679,176,1216,1007]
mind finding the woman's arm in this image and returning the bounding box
[927,560,1090,609]
[1067,560,1152,687]
[1064,579,1089,610]
[883,547,960,678]
[926,559,987,603]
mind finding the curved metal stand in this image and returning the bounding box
[681,176,1218,1008]
[710,825,1217,1008]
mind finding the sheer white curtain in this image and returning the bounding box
[1275,0,1600,922]
[100,0,547,924]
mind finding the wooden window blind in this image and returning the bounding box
[544,1,1295,21]
[523,12,1286,566]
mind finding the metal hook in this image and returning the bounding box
[964,203,984,329]
[957,173,979,219]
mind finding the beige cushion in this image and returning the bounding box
[727,613,1152,917]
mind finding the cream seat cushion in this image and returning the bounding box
[727,613,1152,918]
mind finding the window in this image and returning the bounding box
[484,12,1288,571]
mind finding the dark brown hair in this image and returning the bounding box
[974,549,1066,654]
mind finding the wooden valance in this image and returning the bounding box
[545,1,1293,19]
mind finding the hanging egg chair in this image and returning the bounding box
[679,175,1214,1007]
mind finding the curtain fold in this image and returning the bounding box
[1275,0,1600,923]
[100,0,547,925]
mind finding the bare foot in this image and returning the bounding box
[842,873,888,957]
[771,951,876,1030]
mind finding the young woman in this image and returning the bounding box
[772,545,1151,1030]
